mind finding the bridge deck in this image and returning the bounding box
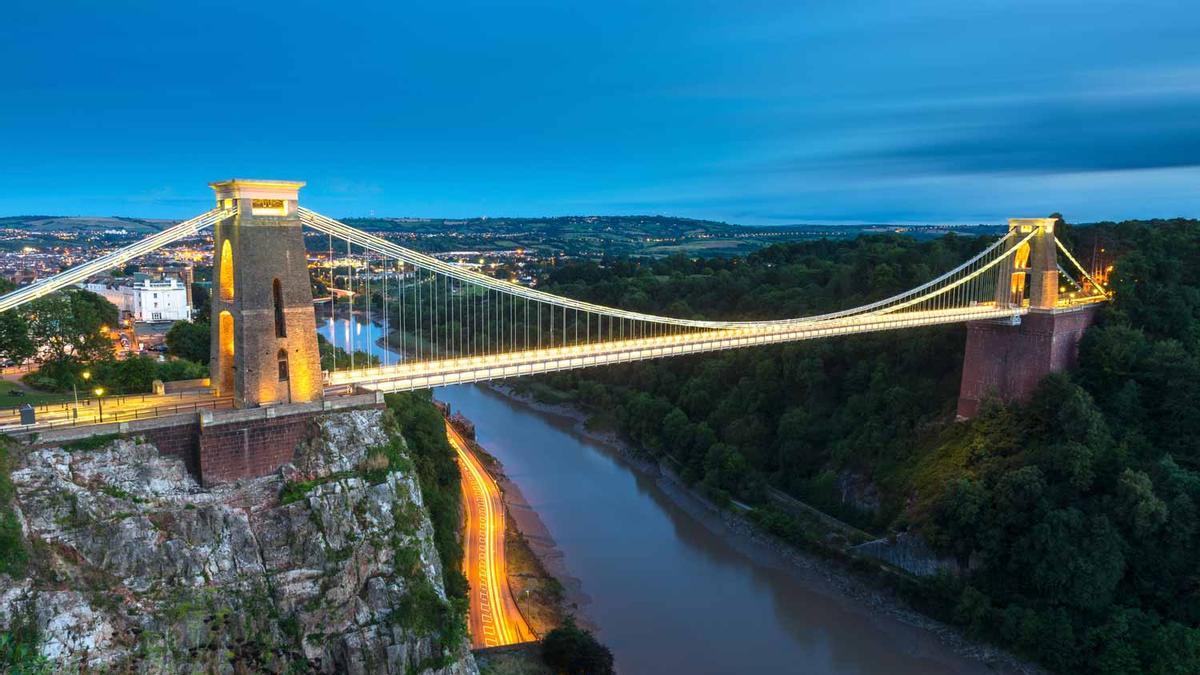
[329,305,1033,393]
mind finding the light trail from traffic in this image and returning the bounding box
[448,421,534,648]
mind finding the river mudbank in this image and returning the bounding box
[480,382,1040,675]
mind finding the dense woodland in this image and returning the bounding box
[519,219,1200,673]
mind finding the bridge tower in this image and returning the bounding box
[209,179,323,408]
[993,217,1059,310]
[957,217,1097,418]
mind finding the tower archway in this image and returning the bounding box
[219,239,235,302]
[216,310,235,394]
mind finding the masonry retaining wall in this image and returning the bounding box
[957,305,1099,419]
[21,392,386,486]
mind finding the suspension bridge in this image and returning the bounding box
[0,180,1106,482]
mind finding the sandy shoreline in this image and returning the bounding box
[476,382,1040,675]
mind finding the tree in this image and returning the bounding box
[165,320,210,363]
[92,356,158,394]
[1116,469,1168,539]
[928,478,989,563]
[23,289,117,363]
[0,279,32,365]
[0,311,34,365]
[1014,509,1124,612]
[155,358,207,383]
[523,220,1200,674]
[191,284,211,322]
[541,616,614,675]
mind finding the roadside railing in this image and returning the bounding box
[0,396,235,433]
[0,389,216,416]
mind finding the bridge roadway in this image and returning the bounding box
[330,304,1029,392]
[6,303,1104,433]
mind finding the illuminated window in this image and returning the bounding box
[272,279,286,338]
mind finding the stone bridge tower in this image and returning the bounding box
[957,217,1098,418]
[209,179,323,408]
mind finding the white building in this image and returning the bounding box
[82,277,191,323]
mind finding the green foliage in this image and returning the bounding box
[152,358,208,383]
[0,441,27,577]
[22,288,118,363]
[22,356,207,395]
[541,616,614,675]
[278,471,354,505]
[19,358,85,392]
[191,284,211,322]
[361,436,413,484]
[0,594,49,675]
[0,309,34,365]
[62,433,123,452]
[0,413,38,658]
[165,320,210,363]
[528,234,987,527]
[392,576,453,635]
[384,391,469,601]
[532,220,1200,673]
[90,356,159,394]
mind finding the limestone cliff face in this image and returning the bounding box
[0,409,478,674]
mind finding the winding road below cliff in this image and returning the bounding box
[449,421,535,648]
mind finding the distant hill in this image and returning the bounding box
[0,215,174,234]
[0,213,1006,259]
[337,215,1005,258]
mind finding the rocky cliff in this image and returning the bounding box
[0,408,478,674]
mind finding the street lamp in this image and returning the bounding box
[94,387,105,422]
[72,370,91,420]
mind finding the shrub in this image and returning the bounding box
[0,441,26,576]
[541,616,614,675]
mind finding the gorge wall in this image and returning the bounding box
[0,409,478,674]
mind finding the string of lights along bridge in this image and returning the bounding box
[0,180,1107,414]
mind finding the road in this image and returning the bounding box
[447,421,535,648]
[0,389,234,432]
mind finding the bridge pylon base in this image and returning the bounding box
[956,305,1099,419]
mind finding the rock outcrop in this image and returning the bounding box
[0,408,478,674]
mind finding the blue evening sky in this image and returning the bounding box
[1,1,1198,224]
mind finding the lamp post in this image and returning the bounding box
[72,370,91,420]
[94,387,105,423]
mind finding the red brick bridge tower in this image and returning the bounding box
[209,179,324,408]
[956,217,1099,418]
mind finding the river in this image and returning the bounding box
[325,316,1001,675]
[316,314,400,365]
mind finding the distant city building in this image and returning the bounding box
[82,276,191,323]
